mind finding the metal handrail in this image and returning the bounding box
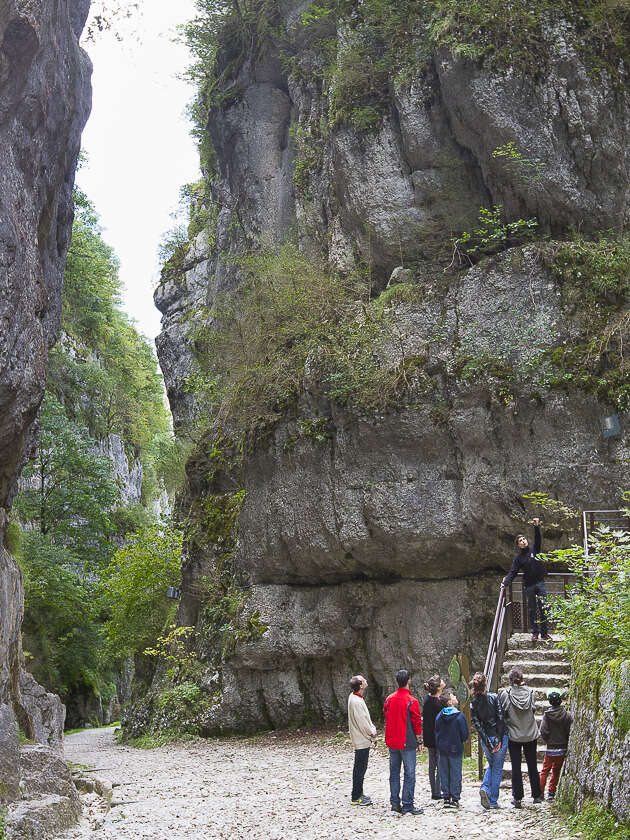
[477,585,510,779]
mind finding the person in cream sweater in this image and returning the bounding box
[348,675,378,805]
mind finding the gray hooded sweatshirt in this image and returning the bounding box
[499,684,539,743]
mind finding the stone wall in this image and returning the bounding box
[562,662,630,824]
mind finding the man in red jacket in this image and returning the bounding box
[384,669,424,815]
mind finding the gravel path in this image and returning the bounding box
[58,727,577,840]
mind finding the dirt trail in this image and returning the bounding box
[57,727,577,840]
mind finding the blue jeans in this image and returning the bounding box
[526,581,548,635]
[481,734,509,806]
[438,752,463,801]
[389,748,417,811]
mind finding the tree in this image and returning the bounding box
[19,533,104,697]
[14,394,119,569]
[102,526,183,660]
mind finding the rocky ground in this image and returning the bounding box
[56,726,578,840]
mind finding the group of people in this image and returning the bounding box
[348,668,572,812]
[346,518,572,812]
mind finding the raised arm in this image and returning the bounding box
[532,518,541,555]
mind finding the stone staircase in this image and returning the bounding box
[497,633,571,783]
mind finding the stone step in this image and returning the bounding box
[500,673,570,689]
[504,648,566,663]
[501,660,570,676]
[506,634,565,651]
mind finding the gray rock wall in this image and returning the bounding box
[0,0,91,826]
[562,662,630,824]
[153,1,630,735]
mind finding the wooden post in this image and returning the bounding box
[458,653,472,757]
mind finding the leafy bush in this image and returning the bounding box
[450,205,538,266]
[543,527,630,684]
[103,526,183,661]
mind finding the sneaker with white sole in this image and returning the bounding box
[351,795,372,806]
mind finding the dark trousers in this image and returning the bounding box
[525,580,548,635]
[351,748,370,800]
[540,753,565,794]
[509,739,542,800]
[427,746,439,797]
[438,751,463,801]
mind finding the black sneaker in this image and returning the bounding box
[533,796,544,804]
[480,789,491,809]
[511,798,522,809]
[391,804,402,813]
[402,807,424,815]
[451,799,460,808]
[443,797,453,807]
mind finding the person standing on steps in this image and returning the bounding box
[502,517,553,642]
[347,675,377,806]
[539,689,572,800]
[470,671,508,809]
[422,674,445,801]
[384,670,424,816]
[499,666,544,808]
[434,689,469,808]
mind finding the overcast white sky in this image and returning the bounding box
[78,2,200,341]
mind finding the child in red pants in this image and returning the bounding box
[539,690,572,799]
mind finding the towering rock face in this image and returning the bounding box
[0,0,91,818]
[153,2,630,734]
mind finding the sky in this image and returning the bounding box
[78,1,200,341]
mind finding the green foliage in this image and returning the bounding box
[557,795,630,840]
[158,225,189,275]
[521,491,581,532]
[56,192,169,452]
[102,526,183,660]
[190,245,429,434]
[18,532,103,698]
[430,0,630,73]
[0,808,6,840]
[450,205,538,265]
[144,432,192,497]
[14,394,119,569]
[543,527,630,684]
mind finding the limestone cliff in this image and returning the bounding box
[0,0,91,829]
[151,1,630,734]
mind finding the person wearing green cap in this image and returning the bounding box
[539,690,572,799]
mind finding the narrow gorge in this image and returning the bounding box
[1,1,629,836]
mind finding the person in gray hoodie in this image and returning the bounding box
[499,667,543,807]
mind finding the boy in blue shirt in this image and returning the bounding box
[435,689,470,807]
